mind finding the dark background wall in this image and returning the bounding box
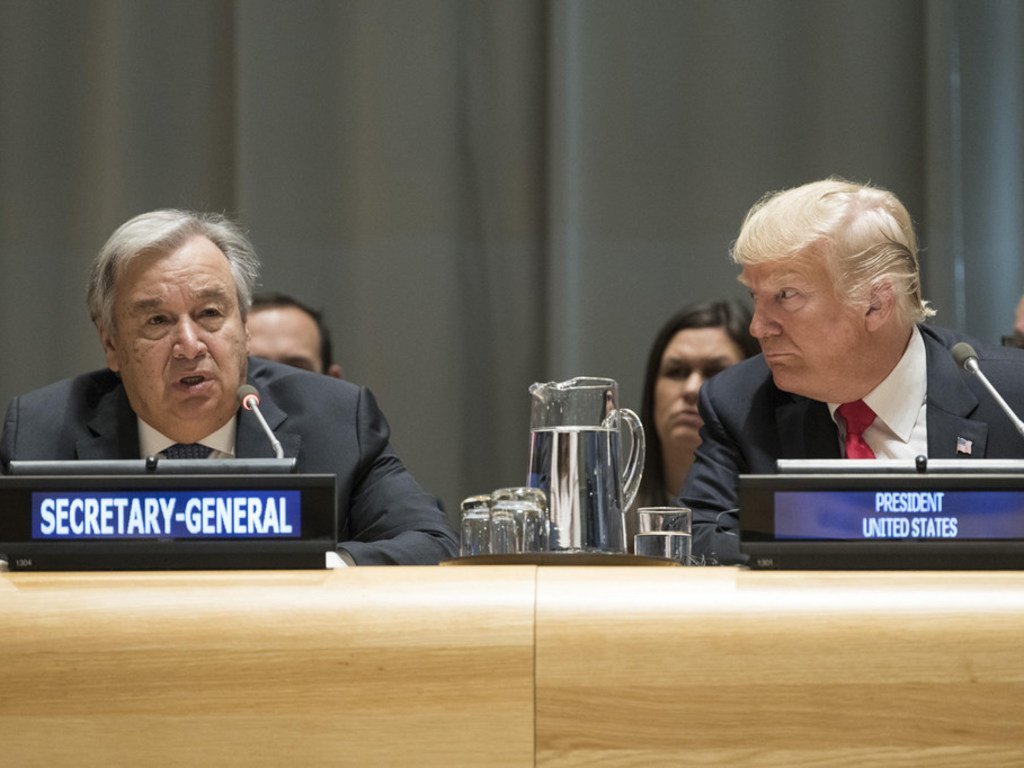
[1,0,1021,520]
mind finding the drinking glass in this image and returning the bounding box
[460,495,492,557]
[634,507,692,564]
[492,487,548,552]
[488,500,521,554]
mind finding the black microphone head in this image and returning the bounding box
[951,342,978,370]
[237,384,259,409]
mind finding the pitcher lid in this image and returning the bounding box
[529,376,618,394]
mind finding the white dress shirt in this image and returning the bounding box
[137,417,237,459]
[828,325,929,459]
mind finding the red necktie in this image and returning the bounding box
[837,400,876,459]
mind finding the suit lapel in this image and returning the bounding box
[78,382,140,459]
[235,375,301,458]
[777,396,841,459]
[73,370,303,460]
[923,329,988,458]
[71,366,303,462]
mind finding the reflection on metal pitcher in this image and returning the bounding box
[527,377,644,554]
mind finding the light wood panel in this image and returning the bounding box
[0,566,537,767]
[534,567,1024,767]
[7,565,1024,766]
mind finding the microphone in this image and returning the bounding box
[237,384,284,459]
[951,342,1024,438]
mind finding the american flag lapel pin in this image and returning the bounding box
[956,436,973,455]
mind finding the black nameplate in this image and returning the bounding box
[740,472,1024,570]
[0,474,336,571]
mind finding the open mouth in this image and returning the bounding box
[179,374,209,389]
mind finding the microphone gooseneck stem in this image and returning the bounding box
[238,386,285,460]
[964,359,1024,438]
[247,398,285,459]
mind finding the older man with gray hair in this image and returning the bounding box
[680,178,1024,564]
[1,209,457,565]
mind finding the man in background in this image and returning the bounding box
[1,209,457,565]
[681,178,1024,563]
[1008,292,1024,348]
[248,291,344,378]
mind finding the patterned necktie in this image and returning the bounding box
[836,400,876,459]
[163,443,213,460]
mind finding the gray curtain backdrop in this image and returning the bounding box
[2,0,1022,522]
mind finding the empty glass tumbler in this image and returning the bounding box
[492,487,548,553]
[459,495,492,556]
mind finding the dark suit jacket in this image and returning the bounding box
[0,357,459,565]
[679,324,1024,564]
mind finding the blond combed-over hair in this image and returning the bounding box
[731,178,935,324]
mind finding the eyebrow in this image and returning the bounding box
[126,297,164,315]
[738,270,809,289]
[278,356,317,370]
[126,286,232,315]
[664,353,735,365]
[193,286,231,302]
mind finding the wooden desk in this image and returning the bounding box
[535,568,1024,767]
[0,567,536,767]
[3,566,1024,766]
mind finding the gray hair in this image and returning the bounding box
[87,209,260,332]
[731,178,935,325]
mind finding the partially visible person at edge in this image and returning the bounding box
[1007,291,1024,348]
[247,291,344,378]
[678,178,1024,565]
[0,209,457,565]
[636,299,758,510]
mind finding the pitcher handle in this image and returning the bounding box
[605,407,645,511]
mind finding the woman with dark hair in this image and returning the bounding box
[636,299,759,509]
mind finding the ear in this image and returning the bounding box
[98,325,121,373]
[864,280,896,332]
[327,363,344,379]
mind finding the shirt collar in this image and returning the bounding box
[137,417,237,459]
[828,325,926,442]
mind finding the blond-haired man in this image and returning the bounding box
[681,179,1024,563]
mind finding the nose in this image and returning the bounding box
[172,317,208,359]
[749,301,779,340]
[682,371,704,403]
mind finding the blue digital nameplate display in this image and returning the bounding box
[0,475,336,571]
[739,473,1024,570]
[773,490,1024,541]
[33,490,302,540]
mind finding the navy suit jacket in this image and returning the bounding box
[1,357,458,565]
[679,324,1024,564]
